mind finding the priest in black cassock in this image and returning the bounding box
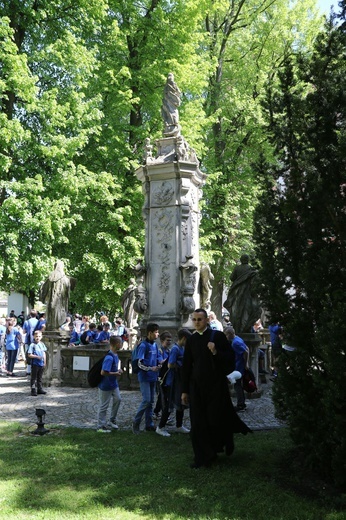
[182,308,252,469]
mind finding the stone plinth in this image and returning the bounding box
[59,346,135,390]
[238,332,263,398]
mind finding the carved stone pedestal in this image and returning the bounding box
[135,134,206,336]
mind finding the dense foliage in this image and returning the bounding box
[253,10,346,488]
[0,0,323,316]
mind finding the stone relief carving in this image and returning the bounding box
[153,209,174,242]
[153,209,174,300]
[152,181,174,206]
[179,255,198,314]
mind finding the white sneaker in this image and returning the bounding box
[174,426,190,434]
[109,422,119,430]
[155,426,171,437]
[97,426,112,433]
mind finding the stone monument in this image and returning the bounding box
[224,254,263,393]
[135,73,206,333]
[40,260,76,330]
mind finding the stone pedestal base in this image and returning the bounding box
[238,332,263,398]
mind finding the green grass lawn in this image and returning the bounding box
[0,422,344,520]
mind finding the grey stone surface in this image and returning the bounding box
[0,361,285,431]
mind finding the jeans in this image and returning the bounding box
[6,350,17,374]
[97,387,121,428]
[134,380,156,428]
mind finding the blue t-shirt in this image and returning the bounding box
[269,324,281,344]
[69,330,80,345]
[27,341,47,367]
[5,328,21,350]
[137,340,163,383]
[95,331,110,343]
[231,335,248,375]
[98,351,119,391]
[165,343,184,386]
[86,330,97,342]
[35,319,46,331]
[23,317,39,344]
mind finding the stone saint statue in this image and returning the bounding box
[199,262,214,311]
[161,73,181,137]
[40,260,76,329]
[121,278,138,329]
[223,254,261,333]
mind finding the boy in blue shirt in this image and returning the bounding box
[95,323,111,344]
[97,336,123,433]
[225,326,249,412]
[156,328,192,437]
[28,330,47,396]
[132,323,162,434]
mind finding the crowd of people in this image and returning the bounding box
[63,314,129,347]
[0,309,47,395]
[1,306,280,469]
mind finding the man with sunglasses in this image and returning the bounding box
[181,308,251,469]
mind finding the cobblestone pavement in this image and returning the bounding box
[0,361,285,432]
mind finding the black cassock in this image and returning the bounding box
[182,328,251,467]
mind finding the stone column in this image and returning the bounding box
[135,135,206,333]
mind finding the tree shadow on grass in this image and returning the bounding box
[0,424,341,520]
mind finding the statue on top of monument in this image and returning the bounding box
[161,73,181,137]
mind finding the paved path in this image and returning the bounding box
[0,361,285,431]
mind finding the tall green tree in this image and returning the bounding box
[69,0,212,313]
[199,0,322,315]
[254,11,346,487]
[0,0,324,318]
[0,0,108,305]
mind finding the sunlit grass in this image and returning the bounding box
[0,422,344,520]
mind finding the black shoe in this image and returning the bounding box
[190,455,217,469]
[190,462,203,469]
[31,390,37,396]
[145,426,156,432]
[234,404,247,412]
[37,389,47,395]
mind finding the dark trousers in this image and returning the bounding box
[158,385,184,428]
[31,364,44,390]
[6,350,17,373]
[234,378,245,407]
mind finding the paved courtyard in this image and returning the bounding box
[0,360,285,432]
